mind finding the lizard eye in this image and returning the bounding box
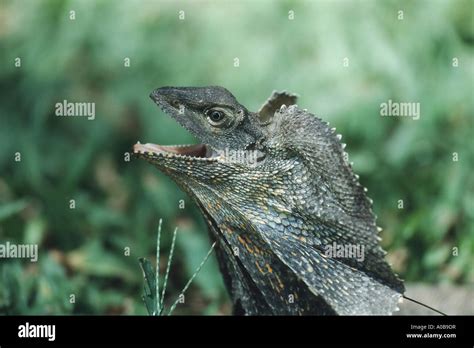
[206,109,226,127]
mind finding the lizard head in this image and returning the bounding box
[134,86,266,180]
[152,86,263,150]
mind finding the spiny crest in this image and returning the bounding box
[257,90,299,124]
[263,104,376,221]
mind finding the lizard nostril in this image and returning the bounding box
[171,100,180,107]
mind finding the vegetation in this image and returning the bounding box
[0,0,472,314]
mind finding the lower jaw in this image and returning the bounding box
[133,142,216,159]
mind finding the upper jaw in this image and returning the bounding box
[139,89,218,162]
[150,87,177,103]
[150,88,179,113]
[150,87,200,111]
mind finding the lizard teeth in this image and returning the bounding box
[336,134,342,140]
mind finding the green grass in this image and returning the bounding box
[0,0,472,314]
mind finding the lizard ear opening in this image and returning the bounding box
[257,91,298,125]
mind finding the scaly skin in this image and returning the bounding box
[133,86,404,315]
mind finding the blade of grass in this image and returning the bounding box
[167,241,216,315]
[155,218,162,315]
[160,227,177,310]
[138,258,155,315]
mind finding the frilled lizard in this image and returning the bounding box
[133,86,405,315]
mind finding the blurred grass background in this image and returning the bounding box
[0,0,472,314]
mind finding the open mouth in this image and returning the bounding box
[133,142,220,160]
